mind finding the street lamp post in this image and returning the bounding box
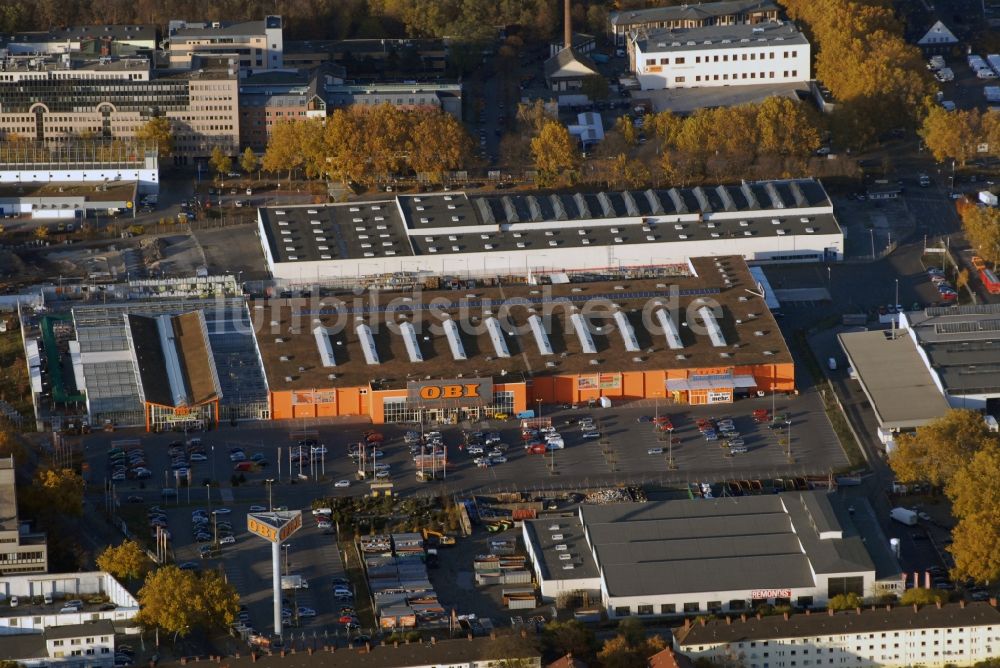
[266,478,275,511]
[667,426,677,470]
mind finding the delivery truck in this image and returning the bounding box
[890,507,918,526]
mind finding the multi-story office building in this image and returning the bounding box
[0,456,48,575]
[166,17,283,71]
[238,66,461,150]
[0,54,239,161]
[0,25,156,56]
[238,68,334,151]
[610,0,781,45]
[631,21,810,90]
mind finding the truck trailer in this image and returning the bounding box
[890,507,918,526]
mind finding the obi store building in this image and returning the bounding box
[254,256,796,424]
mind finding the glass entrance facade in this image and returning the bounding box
[381,390,515,424]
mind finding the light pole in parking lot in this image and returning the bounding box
[266,478,274,511]
[667,426,677,471]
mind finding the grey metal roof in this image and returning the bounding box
[837,329,950,430]
[635,21,807,54]
[259,180,838,265]
[906,304,1000,396]
[169,20,268,39]
[611,0,780,27]
[677,602,1000,645]
[576,492,889,599]
[522,516,600,582]
[45,619,115,639]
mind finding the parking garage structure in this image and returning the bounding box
[253,256,795,424]
[522,491,904,619]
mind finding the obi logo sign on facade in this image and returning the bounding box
[406,378,493,407]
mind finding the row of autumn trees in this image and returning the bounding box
[261,105,473,186]
[920,107,1000,168]
[781,0,933,147]
[889,409,1000,583]
[508,95,823,188]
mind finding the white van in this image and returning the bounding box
[828,357,837,371]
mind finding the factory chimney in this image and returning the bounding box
[564,0,573,51]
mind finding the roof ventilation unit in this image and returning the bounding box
[443,318,468,361]
[614,311,641,352]
[313,326,336,367]
[356,323,380,365]
[399,321,424,363]
[571,313,598,354]
[485,317,512,358]
[528,315,554,355]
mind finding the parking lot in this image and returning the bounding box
[85,384,848,640]
[87,386,847,510]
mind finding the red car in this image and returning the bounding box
[339,615,359,625]
[528,444,547,455]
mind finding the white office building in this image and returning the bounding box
[0,620,117,668]
[675,601,1000,668]
[631,21,810,90]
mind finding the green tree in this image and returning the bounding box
[137,566,239,640]
[889,409,998,487]
[581,75,609,101]
[899,587,947,606]
[134,117,174,158]
[96,540,149,582]
[516,99,556,135]
[648,110,684,149]
[949,510,1000,584]
[919,107,981,166]
[828,592,864,610]
[756,97,822,157]
[408,109,474,180]
[262,119,305,182]
[239,147,259,176]
[208,146,232,179]
[543,619,597,662]
[530,120,580,186]
[597,629,668,668]
[29,468,84,517]
[615,115,637,146]
[945,443,1000,583]
[959,206,1000,265]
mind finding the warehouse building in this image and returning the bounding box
[254,256,794,423]
[0,140,159,195]
[59,297,268,430]
[257,179,843,282]
[630,21,810,90]
[523,491,903,618]
[675,600,1000,668]
[840,304,1000,447]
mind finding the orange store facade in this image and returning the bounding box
[268,362,794,424]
